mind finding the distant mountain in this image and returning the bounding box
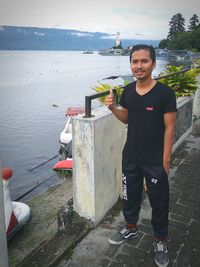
[0,26,159,51]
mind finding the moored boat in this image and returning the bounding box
[2,167,31,239]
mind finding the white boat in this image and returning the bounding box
[2,167,31,239]
[53,107,85,177]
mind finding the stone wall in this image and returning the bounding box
[172,96,194,152]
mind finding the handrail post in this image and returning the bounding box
[84,89,119,118]
[85,96,91,118]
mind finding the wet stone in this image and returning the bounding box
[109,261,124,267]
[115,251,145,266]
[99,258,111,267]
[184,236,200,250]
[138,224,153,235]
[126,231,143,247]
[177,246,194,266]
[121,245,147,260]
[169,213,191,224]
[104,244,120,258]
[140,218,151,227]
[188,220,200,236]
[193,209,200,221]
[137,234,153,253]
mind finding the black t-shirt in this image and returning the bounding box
[120,81,177,165]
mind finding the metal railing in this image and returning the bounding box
[84,88,119,118]
[84,67,191,118]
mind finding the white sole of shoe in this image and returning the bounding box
[154,258,169,267]
[108,237,125,245]
[108,232,138,245]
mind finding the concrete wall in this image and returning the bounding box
[72,95,195,225]
[193,71,200,119]
[172,96,194,152]
[193,76,200,119]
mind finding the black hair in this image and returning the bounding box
[129,44,156,63]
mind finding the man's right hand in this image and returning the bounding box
[105,89,116,111]
[105,89,128,124]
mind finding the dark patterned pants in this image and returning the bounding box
[122,159,169,239]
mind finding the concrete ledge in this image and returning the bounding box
[8,178,73,267]
[16,211,92,267]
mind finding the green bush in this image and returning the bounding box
[159,65,200,97]
[91,80,129,103]
[92,65,200,102]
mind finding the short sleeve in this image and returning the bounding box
[120,82,135,109]
[163,87,177,113]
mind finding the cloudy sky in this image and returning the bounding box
[0,0,199,40]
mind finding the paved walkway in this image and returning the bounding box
[58,119,200,267]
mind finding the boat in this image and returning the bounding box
[99,48,130,56]
[169,50,191,61]
[156,49,169,59]
[53,107,85,177]
[83,50,94,54]
[53,159,73,177]
[2,167,31,239]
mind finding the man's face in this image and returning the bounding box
[130,49,156,81]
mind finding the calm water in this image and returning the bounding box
[0,51,169,200]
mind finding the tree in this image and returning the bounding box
[167,28,200,51]
[159,39,169,49]
[167,13,185,40]
[159,13,200,51]
[188,14,199,31]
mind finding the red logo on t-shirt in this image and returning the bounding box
[146,106,154,111]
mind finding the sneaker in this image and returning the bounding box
[108,226,138,245]
[153,240,169,267]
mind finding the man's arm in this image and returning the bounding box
[163,111,177,174]
[110,106,128,124]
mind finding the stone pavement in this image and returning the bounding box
[57,119,200,267]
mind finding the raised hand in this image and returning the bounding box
[105,89,116,110]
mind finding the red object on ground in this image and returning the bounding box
[1,167,13,180]
[7,211,18,235]
[65,107,85,116]
[53,159,73,170]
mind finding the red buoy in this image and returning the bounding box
[1,167,13,180]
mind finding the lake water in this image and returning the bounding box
[0,50,170,200]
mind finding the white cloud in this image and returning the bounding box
[70,32,94,37]
[17,28,28,34]
[100,35,116,39]
[34,31,45,36]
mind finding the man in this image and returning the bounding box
[105,44,177,267]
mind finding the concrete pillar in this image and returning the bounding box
[72,106,125,224]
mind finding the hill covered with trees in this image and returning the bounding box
[0,26,159,51]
